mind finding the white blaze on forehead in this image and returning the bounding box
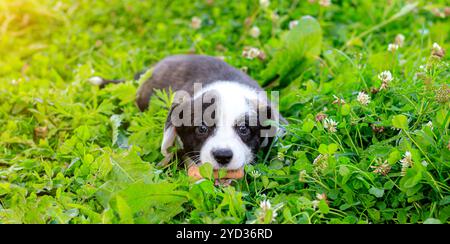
[195,81,261,169]
[193,81,260,126]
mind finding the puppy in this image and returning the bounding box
[90,55,285,171]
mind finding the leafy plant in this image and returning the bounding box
[0,0,449,224]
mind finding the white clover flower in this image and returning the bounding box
[319,0,331,7]
[312,200,319,210]
[312,193,328,209]
[395,34,405,47]
[256,199,283,223]
[323,118,338,133]
[289,20,299,30]
[399,151,413,176]
[378,70,393,90]
[404,151,411,158]
[357,92,371,106]
[250,26,261,38]
[432,42,445,58]
[316,193,327,201]
[433,42,442,51]
[370,158,391,176]
[250,170,261,178]
[425,121,433,130]
[421,160,428,167]
[259,0,270,8]
[378,70,393,82]
[260,199,272,211]
[388,43,399,52]
[242,47,262,60]
[191,16,202,29]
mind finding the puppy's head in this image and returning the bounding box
[160,82,282,170]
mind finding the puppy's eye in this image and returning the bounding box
[238,125,250,136]
[195,124,209,135]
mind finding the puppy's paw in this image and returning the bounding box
[187,164,245,183]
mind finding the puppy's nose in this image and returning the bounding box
[212,149,233,165]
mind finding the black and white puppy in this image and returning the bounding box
[90,55,285,170]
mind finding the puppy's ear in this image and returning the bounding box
[158,92,191,166]
[159,122,177,167]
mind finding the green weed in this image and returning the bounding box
[0,0,448,224]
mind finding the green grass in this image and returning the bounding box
[0,0,449,224]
